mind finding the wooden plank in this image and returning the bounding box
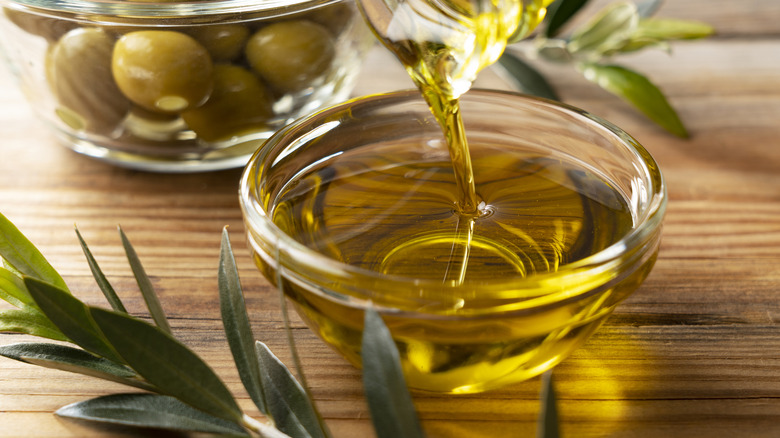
[1,0,779,436]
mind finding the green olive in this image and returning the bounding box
[3,7,79,42]
[181,64,274,142]
[112,30,214,114]
[302,3,354,36]
[46,27,131,134]
[186,24,250,62]
[245,20,335,93]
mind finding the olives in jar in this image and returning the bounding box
[181,64,274,142]
[187,24,250,63]
[245,20,336,93]
[112,30,214,114]
[0,0,371,171]
[46,27,131,134]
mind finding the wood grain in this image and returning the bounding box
[1,1,780,437]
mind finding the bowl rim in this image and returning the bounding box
[2,0,344,19]
[239,88,667,311]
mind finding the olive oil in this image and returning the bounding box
[358,0,551,214]
[266,132,637,393]
[272,141,633,283]
[255,0,646,393]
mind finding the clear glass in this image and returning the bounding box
[0,0,374,172]
[240,89,666,394]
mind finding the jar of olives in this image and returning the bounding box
[0,0,374,171]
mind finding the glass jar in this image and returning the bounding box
[0,0,374,171]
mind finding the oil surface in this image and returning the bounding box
[271,139,633,291]
[267,138,636,393]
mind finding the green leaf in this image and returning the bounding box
[544,0,590,38]
[632,18,715,41]
[25,277,123,362]
[75,227,127,313]
[219,227,267,415]
[272,245,328,437]
[579,63,688,137]
[537,372,560,438]
[568,2,638,57]
[0,342,154,391]
[118,227,171,334]
[610,17,714,54]
[256,341,327,438]
[0,267,35,309]
[497,52,560,101]
[0,212,68,291]
[0,308,69,341]
[609,37,669,54]
[89,307,243,424]
[275,251,314,410]
[56,393,250,436]
[361,309,424,438]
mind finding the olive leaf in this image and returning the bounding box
[2,259,23,277]
[0,308,69,341]
[361,309,425,438]
[25,277,124,362]
[503,0,713,137]
[89,307,244,424]
[274,251,312,398]
[273,245,331,437]
[56,393,250,437]
[0,216,568,437]
[118,226,171,334]
[256,341,329,438]
[568,1,638,58]
[603,17,715,54]
[544,0,590,38]
[0,212,68,291]
[0,342,153,391]
[75,227,127,313]
[579,62,688,137]
[497,52,560,100]
[0,266,35,309]
[632,17,715,42]
[219,227,268,415]
[537,372,560,438]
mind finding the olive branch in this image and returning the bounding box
[499,0,715,137]
[0,212,559,437]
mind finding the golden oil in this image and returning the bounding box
[262,135,639,393]
[246,0,656,393]
[358,0,552,213]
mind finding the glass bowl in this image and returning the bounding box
[0,0,374,172]
[239,89,666,394]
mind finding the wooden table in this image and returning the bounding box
[1,1,779,436]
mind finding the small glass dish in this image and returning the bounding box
[239,89,666,394]
[0,0,374,172]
